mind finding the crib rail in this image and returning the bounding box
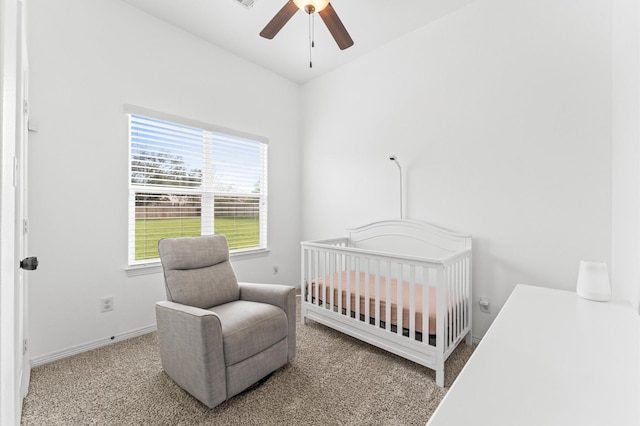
[301,238,472,366]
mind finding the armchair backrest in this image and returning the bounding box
[158,235,239,309]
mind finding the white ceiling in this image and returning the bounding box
[120,0,474,85]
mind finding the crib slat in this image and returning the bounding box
[466,257,471,330]
[458,261,462,338]
[328,252,333,311]
[304,248,310,304]
[355,257,361,321]
[327,251,331,310]
[337,253,342,314]
[456,264,460,341]
[384,262,393,331]
[457,260,462,337]
[422,266,428,344]
[448,267,453,347]
[460,261,464,333]
[436,266,446,352]
[365,258,370,322]
[455,259,460,332]
[452,263,457,342]
[301,247,307,325]
[329,252,335,311]
[322,251,326,308]
[397,262,403,337]
[444,267,449,348]
[346,255,352,319]
[374,261,380,328]
[409,265,416,340]
[453,263,458,344]
[462,258,467,330]
[313,250,319,307]
[320,249,323,305]
[324,252,328,309]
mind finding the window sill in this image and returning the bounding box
[125,248,271,277]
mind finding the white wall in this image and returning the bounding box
[27,0,301,360]
[301,0,613,338]
[612,0,640,313]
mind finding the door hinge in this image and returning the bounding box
[23,339,28,355]
[23,100,28,115]
[23,219,28,235]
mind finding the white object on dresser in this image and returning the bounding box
[576,260,611,301]
[427,284,640,426]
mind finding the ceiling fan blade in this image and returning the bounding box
[318,3,354,50]
[260,1,299,40]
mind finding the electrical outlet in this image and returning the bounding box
[479,297,490,314]
[101,296,113,313]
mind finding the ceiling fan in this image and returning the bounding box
[260,0,354,51]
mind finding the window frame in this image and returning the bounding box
[124,105,269,271]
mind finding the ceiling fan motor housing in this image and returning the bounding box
[293,0,329,13]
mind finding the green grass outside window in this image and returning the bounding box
[135,217,260,261]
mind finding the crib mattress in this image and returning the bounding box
[309,271,437,335]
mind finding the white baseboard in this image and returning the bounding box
[30,324,157,368]
[29,321,482,368]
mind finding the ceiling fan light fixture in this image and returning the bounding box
[293,0,329,13]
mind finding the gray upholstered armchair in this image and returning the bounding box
[156,235,296,409]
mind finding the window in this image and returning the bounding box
[127,108,268,265]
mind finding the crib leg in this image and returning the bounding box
[465,330,472,346]
[436,366,445,387]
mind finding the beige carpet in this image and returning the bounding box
[22,297,475,425]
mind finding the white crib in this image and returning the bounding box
[300,220,472,387]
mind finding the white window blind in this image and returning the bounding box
[127,112,268,265]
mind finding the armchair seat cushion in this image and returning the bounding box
[209,300,288,366]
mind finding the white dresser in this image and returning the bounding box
[427,284,640,426]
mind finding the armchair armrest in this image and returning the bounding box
[238,283,296,360]
[238,282,295,311]
[155,301,227,408]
